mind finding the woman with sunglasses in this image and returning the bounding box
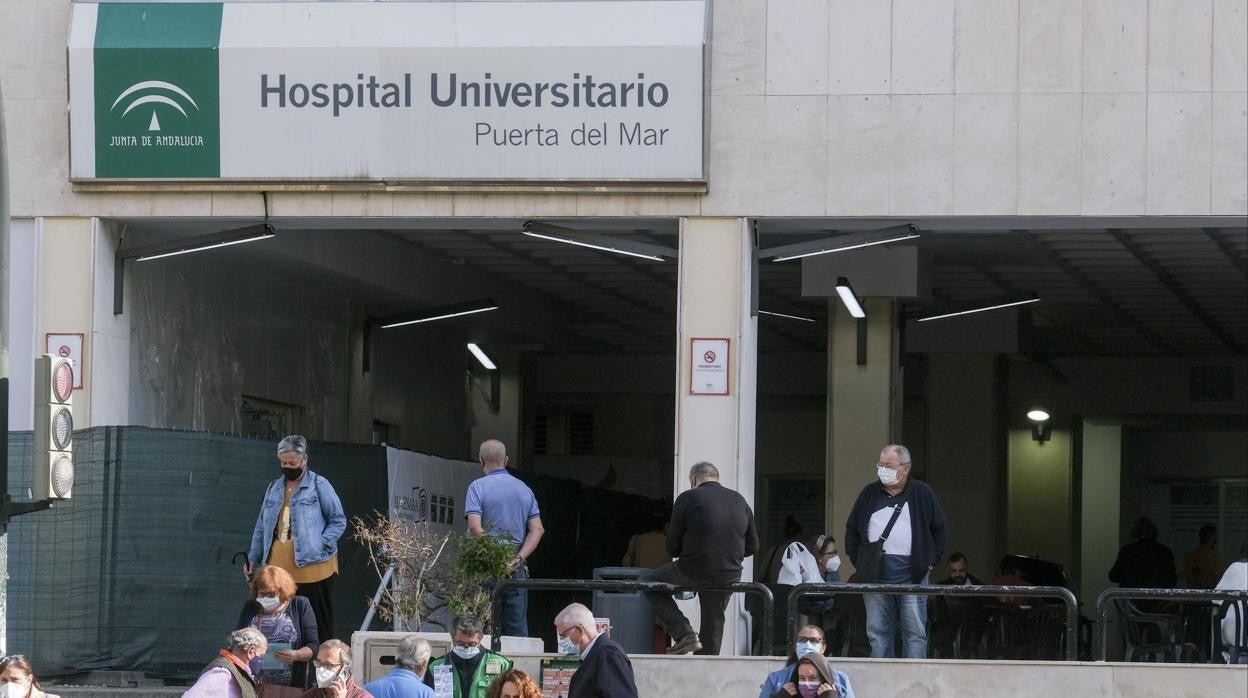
[758,626,855,698]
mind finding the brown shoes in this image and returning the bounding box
[666,633,703,655]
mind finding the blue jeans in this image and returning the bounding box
[498,564,529,637]
[864,554,928,658]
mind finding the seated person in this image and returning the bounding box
[767,651,852,698]
[759,626,855,698]
[0,655,62,698]
[485,669,542,698]
[1215,539,1248,664]
[930,552,988,658]
[364,635,433,698]
[238,564,319,688]
[423,617,511,698]
[304,639,372,698]
[184,628,267,698]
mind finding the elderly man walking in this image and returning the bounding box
[556,603,638,698]
[465,439,545,637]
[364,636,433,698]
[642,461,759,655]
[845,444,948,659]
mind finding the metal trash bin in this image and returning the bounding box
[591,566,656,654]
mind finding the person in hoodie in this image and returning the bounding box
[759,626,855,698]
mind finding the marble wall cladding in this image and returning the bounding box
[1148,0,1214,92]
[1019,0,1083,92]
[1211,92,1248,214]
[1083,0,1149,92]
[1147,93,1213,214]
[766,0,828,95]
[710,0,767,95]
[826,95,893,215]
[953,94,1018,214]
[1213,0,1248,92]
[1018,93,1083,213]
[890,95,956,214]
[892,0,956,95]
[762,96,828,215]
[1082,93,1148,214]
[827,0,891,95]
[954,0,1019,93]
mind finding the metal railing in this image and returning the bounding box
[1093,587,1248,662]
[489,578,775,654]
[786,582,1081,660]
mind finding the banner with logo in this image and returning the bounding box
[68,1,706,182]
[386,446,480,534]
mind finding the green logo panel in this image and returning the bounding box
[94,4,222,178]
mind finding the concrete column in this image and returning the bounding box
[673,216,757,655]
[33,217,129,428]
[925,354,999,578]
[825,297,898,577]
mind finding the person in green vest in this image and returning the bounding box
[423,617,511,698]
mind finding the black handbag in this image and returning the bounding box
[854,502,904,584]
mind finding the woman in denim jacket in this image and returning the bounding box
[245,435,347,642]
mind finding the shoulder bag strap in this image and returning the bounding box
[878,502,904,542]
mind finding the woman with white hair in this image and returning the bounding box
[183,627,267,698]
[245,434,347,642]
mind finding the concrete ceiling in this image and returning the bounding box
[119,216,1248,359]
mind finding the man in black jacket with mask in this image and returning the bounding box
[642,461,759,655]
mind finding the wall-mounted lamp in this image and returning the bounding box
[467,343,500,413]
[1027,407,1052,442]
[834,277,869,366]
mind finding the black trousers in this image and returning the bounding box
[297,575,336,643]
[641,563,734,655]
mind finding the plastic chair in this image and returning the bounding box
[1115,599,1195,662]
[1214,599,1247,664]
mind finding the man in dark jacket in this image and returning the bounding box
[844,444,948,659]
[557,603,638,698]
[642,461,759,655]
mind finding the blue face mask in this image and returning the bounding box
[795,641,821,658]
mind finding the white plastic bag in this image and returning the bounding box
[776,541,823,585]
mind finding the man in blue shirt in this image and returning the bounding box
[364,635,434,698]
[465,439,545,637]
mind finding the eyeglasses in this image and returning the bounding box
[876,462,909,470]
[452,640,481,648]
[313,660,344,671]
[796,636,823,643]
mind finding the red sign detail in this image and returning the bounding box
[58,345,72,358]
[703,350,716,364]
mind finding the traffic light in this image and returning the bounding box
[33,354,74,500]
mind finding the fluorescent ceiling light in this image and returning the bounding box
[1026,408,1051,423]
[522,231,666,262]
[134,232,276,261]
[834,277,866,319]
[915,296,1041,322]
[758,310,816,323]
[380,304,498,329]
[763,225,921,262]
[773,233,919,262]
[467,343,497,370]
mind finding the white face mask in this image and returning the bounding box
[256,595,281,611]
[0,683,27,698]
[825,556,842,573]
[558,634,578,656]
[877,466,899,487]
[315,666,341,688]
[451,645,481,661]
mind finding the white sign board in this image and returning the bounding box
[45,333,84,389]
[68,1,706,182]
[689,338,729,395]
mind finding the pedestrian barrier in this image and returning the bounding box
[1093,587,1248,662]
[489,578,775,654]
[786,582,1081,660]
